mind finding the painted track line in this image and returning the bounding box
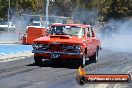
[95,84,109,88]
[0,52,33,62]
[113,66,132,88]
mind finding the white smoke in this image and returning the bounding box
[72,7,99,25]
[101,19,132,53]
[0,10,32,41]
[0,16,27,41]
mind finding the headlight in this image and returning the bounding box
[75,45,81,52]
[64,46,74,49]
[63,45,74,51]
[32,43,48,50]
[32,43,39,50]
[63,45,81,52]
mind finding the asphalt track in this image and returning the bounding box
[0,48,132,88]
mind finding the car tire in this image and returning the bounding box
[79,53,86,67]
[89,48,98,63]
[34,56,43,65]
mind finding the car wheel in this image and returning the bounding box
[79,53,86,67]
[34,56,43,65]
[89,48,98,63]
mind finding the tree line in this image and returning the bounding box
[0,0,131,21]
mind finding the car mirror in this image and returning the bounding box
[92,33,95,37]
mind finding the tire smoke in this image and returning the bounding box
[101,19,132,53]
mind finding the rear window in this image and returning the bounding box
[31,23,40,26]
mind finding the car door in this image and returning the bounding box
[89,27,97,54]
[85,27,94,57]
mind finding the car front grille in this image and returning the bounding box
[49,44,63,51]
[36,43,77,53]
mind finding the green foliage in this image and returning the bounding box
[77,0,132,21]
[0,0,44,19]
[97,0,132,21]
[0,0,8,19]
[0,0,131,21]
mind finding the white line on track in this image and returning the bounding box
[122,66,132,71]
[95,66,132,88]
[113,66,132,88]
[114,84,119,88]
[0,57,25,62]
[0,52,33,62]
[127,71,132,74]
[95,84,109,88]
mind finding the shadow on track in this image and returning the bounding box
[27,59,94,69]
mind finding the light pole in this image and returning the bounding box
[8,0,10,23]
[46,0,49,28]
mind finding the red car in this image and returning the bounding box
[32,24,101,67]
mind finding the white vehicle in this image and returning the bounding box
[8,22,16,30]
[0,22,15,30]
[26,21,45,29]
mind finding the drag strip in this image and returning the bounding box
[0,44,32,56]
[0,49,131,88]
[0,52,33,62]
[0,44,33,62]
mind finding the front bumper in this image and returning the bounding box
[32,50,83,59]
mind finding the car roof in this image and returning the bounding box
[51,24,91,28]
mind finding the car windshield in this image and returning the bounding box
[50,26,84,36]
[31,23,40,26]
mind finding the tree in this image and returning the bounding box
[0,0,42,19]
[0,0,9,19]
[0,0,131,20]
[49,0,76,16]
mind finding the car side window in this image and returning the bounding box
[86,28,90,37]
[89,27,95,37]
[82,28,85,37]
[90,27,95,37]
